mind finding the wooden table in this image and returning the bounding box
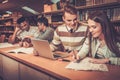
[0,46,120,80]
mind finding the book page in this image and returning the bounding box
[6,47,34,54]
[65,57,108,71]
[0,43,19,48]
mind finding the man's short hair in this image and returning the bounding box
[63,4,77,15]
[17,17,26,24]
[37,16,48,27]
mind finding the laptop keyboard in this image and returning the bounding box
[53,52,69,58]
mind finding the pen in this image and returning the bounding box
[73,50,76,59]
[72,50,81,63]
[62,59,70,62]
[74,59,81,63]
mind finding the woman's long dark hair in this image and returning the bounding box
[88,11,120,56]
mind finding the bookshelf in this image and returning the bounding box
[77,1,120,21]
[0,18,14,42]
[41,10,63,29]
[76,0,120,34]
[41,0,120,29]
[0,12,22,42]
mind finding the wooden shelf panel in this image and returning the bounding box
[76,2,120,10]
[0,17,13,21]
[42,9,63,15]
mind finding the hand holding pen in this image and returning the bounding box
[71,50,81,63]
[72,50,77,59]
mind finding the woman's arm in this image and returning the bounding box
[88,57,120,65]
[77,38,89,59]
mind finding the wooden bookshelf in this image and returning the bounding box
[0,12,22,42]
[42,9,63,15]
[40,0,120,29]
[0,18,14,42]
[76,2,120,10]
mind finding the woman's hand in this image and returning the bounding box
[89,58,110,64]
[69,50,81,62]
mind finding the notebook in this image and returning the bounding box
[65,57,108,71]
[31,39,69,60]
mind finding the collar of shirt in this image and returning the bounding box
[66,26,76,33]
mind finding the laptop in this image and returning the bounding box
[31,39,69,60]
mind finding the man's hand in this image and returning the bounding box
[19,41,32,48]
[15,27,21,32]
[22,42,30,48]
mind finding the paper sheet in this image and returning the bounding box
[6,47,34,54]
[65,57,108,71]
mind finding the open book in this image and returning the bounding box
[0,42,19,48]
[6,47,34,54]
[65,57,108,71]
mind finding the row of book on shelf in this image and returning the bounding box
[0,26,14,32]
[78,7,120,22]
[42,7,120,28]
[76,0,119,7]
[44,0,119,12]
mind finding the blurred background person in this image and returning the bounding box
[10,17,39,47]
[36,16,54,43]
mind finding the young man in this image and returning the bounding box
[33,16,54,55]
[10,17,39,47]
[50,5,88,53]
[36,16,54,43]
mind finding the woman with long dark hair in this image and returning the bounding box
[76,11,120,65]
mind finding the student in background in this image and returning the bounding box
[33,16,54,56]
[76,11,120,65]
[10,17,39,47]
[36,16,54,43]
[50,4,88,53]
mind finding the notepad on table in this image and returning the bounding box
[65,57,108,71]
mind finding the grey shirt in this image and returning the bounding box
[36,27,54,43]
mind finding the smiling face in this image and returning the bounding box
[19,21,29,30]
[63,12,77,29]
[88,19,103,38]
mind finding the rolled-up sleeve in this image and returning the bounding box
[109,57,120,65]
[77,38,89,58]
